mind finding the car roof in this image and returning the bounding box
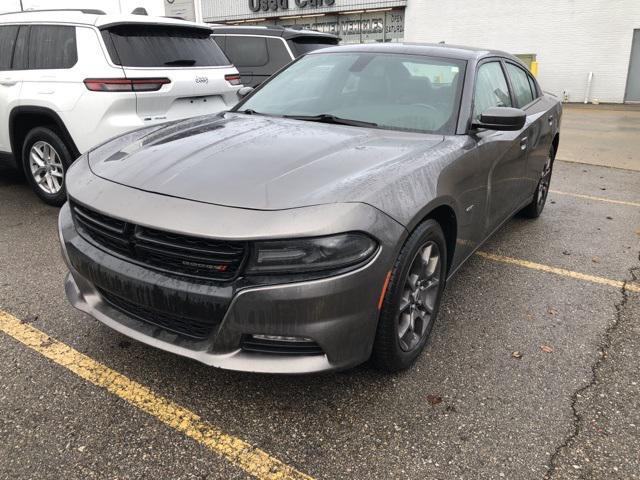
[309,42,521,63]
[0,9,211,31]
[209,24,339,41]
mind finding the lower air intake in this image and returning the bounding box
[241,335,324,356]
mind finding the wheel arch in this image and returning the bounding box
[9,106,81,171]
[406,199,459,276]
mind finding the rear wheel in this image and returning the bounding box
[372,220,447,372]
[520,144,555,218]
[22,127,73,207]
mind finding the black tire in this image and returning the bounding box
[372,219,448,372]
[22,126,73,207]
[520,143,556,219]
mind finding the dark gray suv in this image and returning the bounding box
[212,25,339,86]
[59,43,561,374]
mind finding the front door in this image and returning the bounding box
[472,60,529,233]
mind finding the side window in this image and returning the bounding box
[213,35,226,52]
[265,38,291,71]
[0,26,19,70]
[28,25,77,70]
[12,26,29,70]
[473,61,512,119]
[224,36,268,68]
[505,63,534,107]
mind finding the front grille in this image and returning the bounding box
[98,288,215,339]
[241,335,324,356]
[71,201,247,281]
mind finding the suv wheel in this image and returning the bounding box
[22,127,73,207]
[372,219,447,372]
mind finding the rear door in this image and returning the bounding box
[0,25,21,154]
[214,35,292,87]
[504,62,550,197]
[100,24,240,122]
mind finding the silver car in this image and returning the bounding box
[59,43,561,373]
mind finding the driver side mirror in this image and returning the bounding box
[472,106,526,131]
[238,86,254,99]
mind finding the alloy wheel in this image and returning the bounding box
[397,241,441,352]
[29,141,64,195]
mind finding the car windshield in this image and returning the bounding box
[237,52,466,134]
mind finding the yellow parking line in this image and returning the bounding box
[549,189,640,208]
[0,311,314,480]
[476,251,640,293]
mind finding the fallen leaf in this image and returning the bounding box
[547,307,558,316]
[511,351,523,359]
[592,257,600,263]
[606,216,613,220]
[426,394,443,405]
[78,446,86,452]
[540,345,554,353]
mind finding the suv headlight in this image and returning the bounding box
[245,233,378,274]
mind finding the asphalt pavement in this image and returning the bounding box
[0,152,638,479]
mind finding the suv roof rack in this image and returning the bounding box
[0,9,106,16]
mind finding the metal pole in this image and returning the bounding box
[19,0,24,12]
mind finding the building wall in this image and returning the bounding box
[202,0,406,22]
[405,0,640,103]
[165,0,197,21]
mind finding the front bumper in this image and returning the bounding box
[59,196,403,373]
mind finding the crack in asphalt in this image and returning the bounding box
[544,255,640,479]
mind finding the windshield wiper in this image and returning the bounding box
[283,114,378,128]
[164,59,196,66]
[236,109,261,115]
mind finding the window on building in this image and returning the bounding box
[28,26,77,70]
[506,63,534,107]
[0,26,19,70]
[473,62,512,119]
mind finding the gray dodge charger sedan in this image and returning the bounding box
[59,43,561,373]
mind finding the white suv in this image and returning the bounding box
[0,9,241,205]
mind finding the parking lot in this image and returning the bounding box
[1,104,639,480]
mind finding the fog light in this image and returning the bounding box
[252,334,313,343]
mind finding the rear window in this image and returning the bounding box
[287,37,338,57]
[101,25,230,67]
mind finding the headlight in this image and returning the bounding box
[245,233,378,274]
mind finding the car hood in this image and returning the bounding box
[88,113,444,210]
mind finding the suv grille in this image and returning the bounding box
[71,201,247,281]
[98,288,215,339]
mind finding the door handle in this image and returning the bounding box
[548,115,554,126]
[520,137,528,151]
[0,79,17,86]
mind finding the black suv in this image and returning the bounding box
[212,25,339,87]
